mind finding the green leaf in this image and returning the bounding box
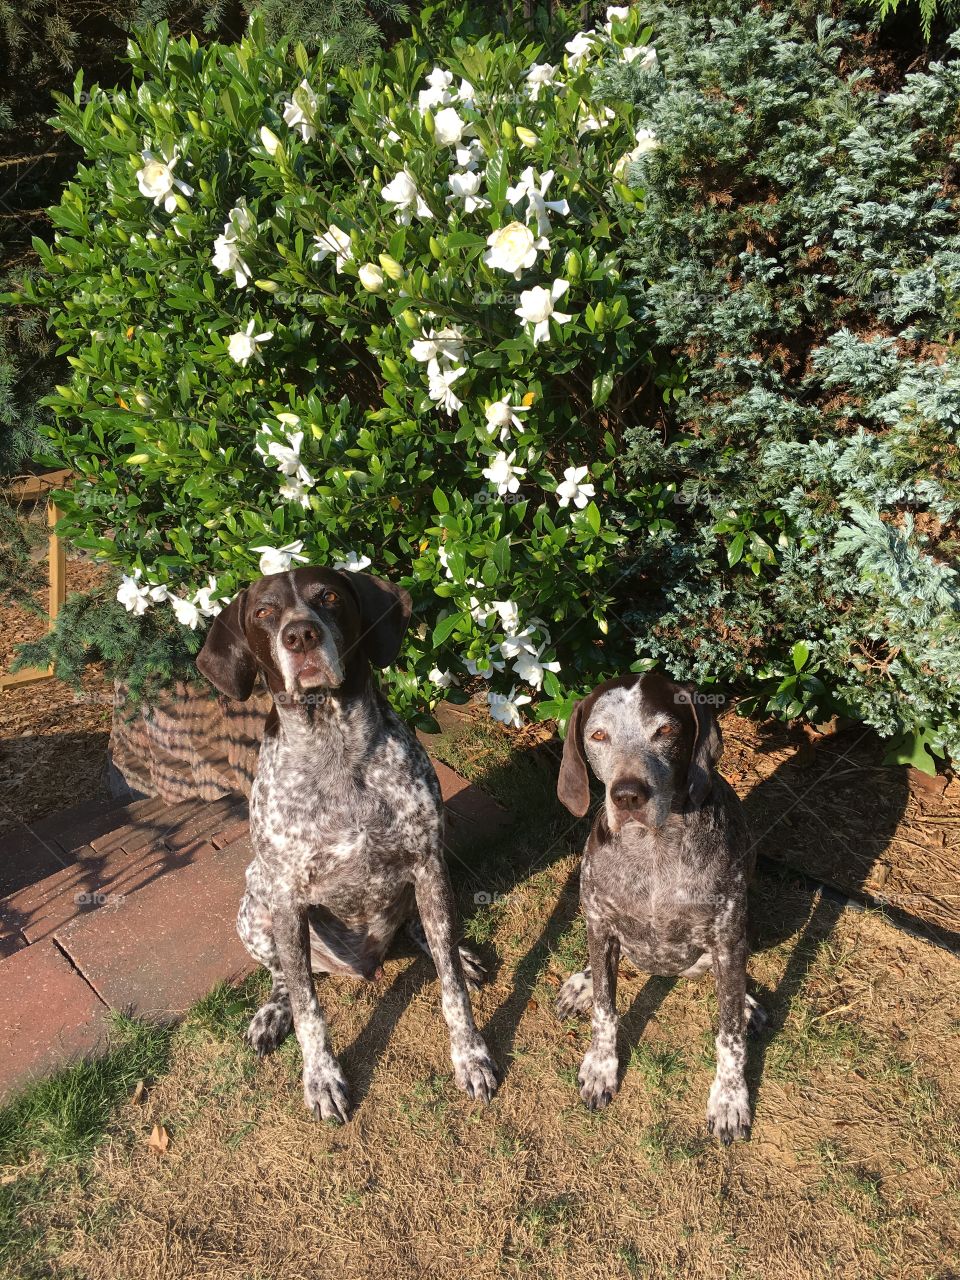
[792,641,810,672]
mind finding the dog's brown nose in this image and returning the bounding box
[610,778,650,810]
[281,619,320,653]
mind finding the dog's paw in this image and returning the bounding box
[578,1047,618,1111]
[706,1078,752,1145]
[246,998,293,1058]
[303,1054,352,1125]
[745,993,768,1037]
[458,944,488,990]
[452,1032,500,1103]
[557,969,593,1019]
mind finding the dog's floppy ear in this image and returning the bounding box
[196,590,258,701]
[557,697,591,817]
[345,572,412,669]
[680,686,722,807]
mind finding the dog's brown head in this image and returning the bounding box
[196,566,412,703]
[557,673,723,831]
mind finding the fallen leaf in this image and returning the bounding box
[147,1124,169,1156]
[132,1079,147,1105]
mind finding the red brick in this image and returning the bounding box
[160,793,247,852]
[4,837,218,946]
[0,941,109,1100]
[31,796,130,859]
[210,820,250,850]
[431,759,512,853]
[0,826,72,898]
[87,794,178,855]
[55,836,255,1019]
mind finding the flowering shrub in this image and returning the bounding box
[23,6,666,726]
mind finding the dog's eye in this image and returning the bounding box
[654,722,677,738]
[590,729,607,742]
[254,607,274,620]
[321,590,339,606]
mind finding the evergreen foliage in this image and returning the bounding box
[602,3,960,769]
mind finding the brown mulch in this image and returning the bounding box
[720,713,960,941]
[0,556,113,836]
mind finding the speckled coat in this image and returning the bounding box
[555,673,764,1144]
[197,566,499,1123]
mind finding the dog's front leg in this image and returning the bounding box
[707,940,751,1144]
[271,889,351,1123]
[413,856,500,1103]
[578,921,620,1110]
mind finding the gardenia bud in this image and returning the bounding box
[379,253,404,280]
[359,262,385,292]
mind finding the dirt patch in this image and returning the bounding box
[19,860,960,1280]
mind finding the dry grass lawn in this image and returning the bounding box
[4,710,960,1280]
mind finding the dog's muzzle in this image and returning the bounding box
[608,776,653,829]
[280,614,344,691]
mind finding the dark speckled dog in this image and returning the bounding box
[555,673,765,1144]
[197,566,499,1122]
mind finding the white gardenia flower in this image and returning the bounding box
[418,66,454,113]
[358,262,385,292]
[226,319,273,366]
[117,570,151,616]
[525,62,559,101]
[438,543,454,579]
[578,105,617,136]
[493,599,521,633]
[311,225,353,272]
[483,221,547,278]
[279,474,315,508]
[556,464,596,509]
[195,580,223,617]
[604,4,630,29]
[434,106,468,147]
[455,137,486,170]
[333,551,372,572]
[212,236,251,289]
[623,45,658,70]
[136,150,194,213]
[515,279,573,346]
[482,450,526,495]
[148,584,169,604]
[266,431,306,477]
[252,540,308,575]
[499,625,539,659]
[485,394,529,441]
[428,362,467,415]
[170,594,202,629]
[513,644,561,690]
[429,667,459,689]
[411,327,466,367]
[465,652,505,678]
[282,79,319,142]
[447,169,490,213]
[564,31,596,70]
[487,686,532,729]
[381,170,433,224]
[506,167,570,237]
[614,127,660,178]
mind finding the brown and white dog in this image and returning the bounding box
[197,565,499,1122]
[555,673,764,1143]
